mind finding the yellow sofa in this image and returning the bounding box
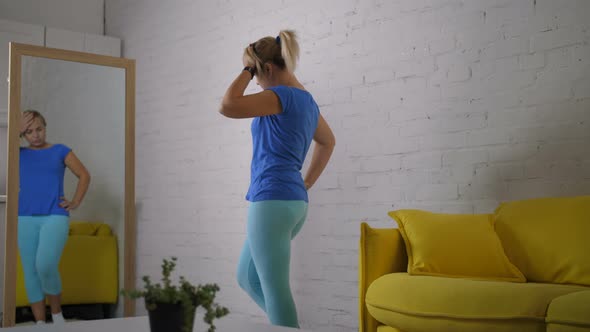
[359,196,590,332]
[16,221,118,307]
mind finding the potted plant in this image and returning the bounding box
[122,257,229,332]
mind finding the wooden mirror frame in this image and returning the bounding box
[2,42,136,327]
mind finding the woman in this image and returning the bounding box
[18,110,91,324]
[220,30,335,328]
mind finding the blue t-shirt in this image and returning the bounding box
[19,144,71,216]
[246,86,320,202]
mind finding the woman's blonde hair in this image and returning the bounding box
[23,109,47,127]
[243,30,300,78]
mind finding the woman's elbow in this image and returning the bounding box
[329,135,336,147]
[219,105,230,117]
[219,101,237,118]
[324,134,336,148]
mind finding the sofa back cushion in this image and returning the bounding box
[493,195,590,286]
[389,210,525,282]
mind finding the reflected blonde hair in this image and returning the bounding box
[23,109,47,127]
[243,30,300,78]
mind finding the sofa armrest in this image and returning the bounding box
[359,222,407,332]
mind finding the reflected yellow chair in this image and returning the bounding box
[16,221,118,307]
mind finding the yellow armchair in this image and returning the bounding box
[16,221,118,307]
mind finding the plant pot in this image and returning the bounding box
[146,300,195,332]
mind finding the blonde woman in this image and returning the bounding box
[220,30,335,328]
[18,110,91,324]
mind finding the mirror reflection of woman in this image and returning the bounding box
[18,110,91,325]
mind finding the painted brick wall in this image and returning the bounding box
[105,0,590,330]
[0,0,104,35]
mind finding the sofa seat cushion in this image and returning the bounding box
[546,290,590,332]
[366,273,588,332]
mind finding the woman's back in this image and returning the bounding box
[246,86,319,202]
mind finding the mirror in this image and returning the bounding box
[3,43,136,326]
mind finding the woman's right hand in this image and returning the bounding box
[20,112,34,136]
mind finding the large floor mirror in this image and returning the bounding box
[3,43,136,326]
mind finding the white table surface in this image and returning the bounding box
[0,316,318,332]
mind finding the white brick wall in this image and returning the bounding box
[105,0,590,330]
[0,0,104,35]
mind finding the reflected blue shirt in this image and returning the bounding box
[19,144,71,216]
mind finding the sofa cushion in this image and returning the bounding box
[366,273,588,332]
[388,210,525,282]
[546,290,590,331]
[494,195,590,286]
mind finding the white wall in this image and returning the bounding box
[0,0,104,35]
[106,0,590,330]
[0,19,45,115]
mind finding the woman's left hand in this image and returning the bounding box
[59,197,79,211]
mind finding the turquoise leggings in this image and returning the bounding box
[237,200,308,328]
[17,215,69,303]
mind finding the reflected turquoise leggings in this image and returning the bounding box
[237,200,308,328]
[17,215,69,303]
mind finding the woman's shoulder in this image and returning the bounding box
[267,85,292,94]
[277,85,309,93]
[269,85,314,103]
[52,144,72,157]
[53,143,71,150]
[268,85,309,94]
